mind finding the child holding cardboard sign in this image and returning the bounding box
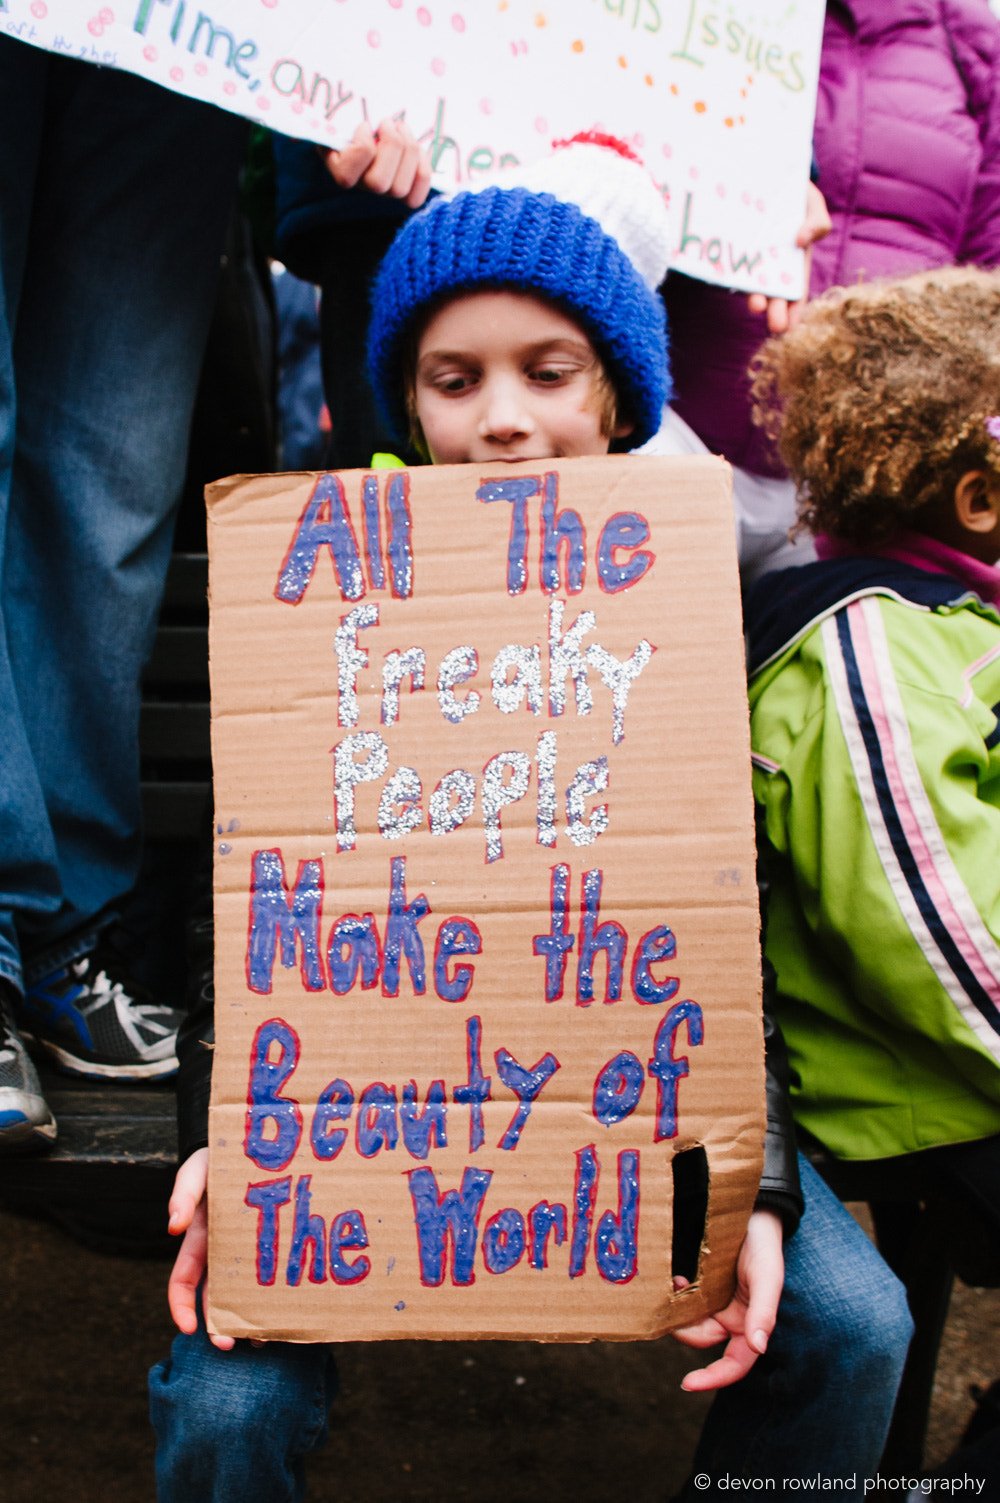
[150,140,911,1501]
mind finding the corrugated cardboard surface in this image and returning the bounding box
[205,455,764,1342]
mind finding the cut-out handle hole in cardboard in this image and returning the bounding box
[671,1145,709,1287]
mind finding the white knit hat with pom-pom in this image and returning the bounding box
[458,131,672,292]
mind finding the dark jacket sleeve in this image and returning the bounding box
[754,807,805,1237]
[175,841,215,1165]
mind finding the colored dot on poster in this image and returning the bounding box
[741,191,752,205]
[261,0,278,8]
[387,0,403,7]
[633,132,644,147]
[716,183,725,197]
[367,28,381,45]
[644,73,653,86]
[724,116,734,127]
[417,6,432,23]
[757,199,765,212]
[535,116,548,133]
[223,80,237,94]
[781,272,793,286]
[669,83,678,95]
[571,39,583,53]
[257,97,271,109]
[689,166,699,180]
[661,143,672,158]
[451,13,465,29]
[291,100,304,113]
[535,12,547,26]
[142,44,157,60]
[88,21,104,37]
[617,54,627,67]
[480,98,493,113]
[693,100,706,113]
[169,66,183,80]
[431,56,445,74]
[30,0,47,15]
[768,246,778,259]
[99,6,113,21]
[195,61,208,75]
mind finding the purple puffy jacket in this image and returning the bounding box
[663,0,1000,475]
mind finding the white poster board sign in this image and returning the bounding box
[3,1,823,293]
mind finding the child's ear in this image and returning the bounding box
[954,470,1000,535]
[612,416,636,442]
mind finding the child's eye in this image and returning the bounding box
[530,365,573,385]
[433,371,478,394]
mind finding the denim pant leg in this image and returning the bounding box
[680,1155,914,1494]
[0,38,247,988]
[150,1301,339,1503]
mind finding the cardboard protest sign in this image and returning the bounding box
[205,455,764,1342]
[7,1,822,296]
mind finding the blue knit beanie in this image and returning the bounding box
[367,144,671,450]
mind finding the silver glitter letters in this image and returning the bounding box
[378,766,424,840]
[382,647,426,726]
[333,732,388,852]
[586,640,654,746]
[491,644,542,716]
[535,731,557,847]
[429,769,477,836]
[566,757,610,848]
[437,646,480,723]
[482,751,531,864]
[548,600,595,719]
[333,604,379,730]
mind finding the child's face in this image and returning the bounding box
[412,290,633,465]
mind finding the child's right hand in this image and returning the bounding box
[167,1147,235,1352]
[323,118,432,209]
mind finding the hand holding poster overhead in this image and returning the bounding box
[204,455,765,1343]
[6,1,823,296]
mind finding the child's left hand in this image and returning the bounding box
[670,1208,784,1391]
[166,1146,236,1353]
[323,118,433,208]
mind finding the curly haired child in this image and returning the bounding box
[747,265,1000,1483]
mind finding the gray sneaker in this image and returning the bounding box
[21,938,181,1080]
[0,984,57,1152]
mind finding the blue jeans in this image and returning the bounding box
[150,1157,913,1500]
[679,1155,914,1495]
[0,37,246,991]
[149,1290,339,1503]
